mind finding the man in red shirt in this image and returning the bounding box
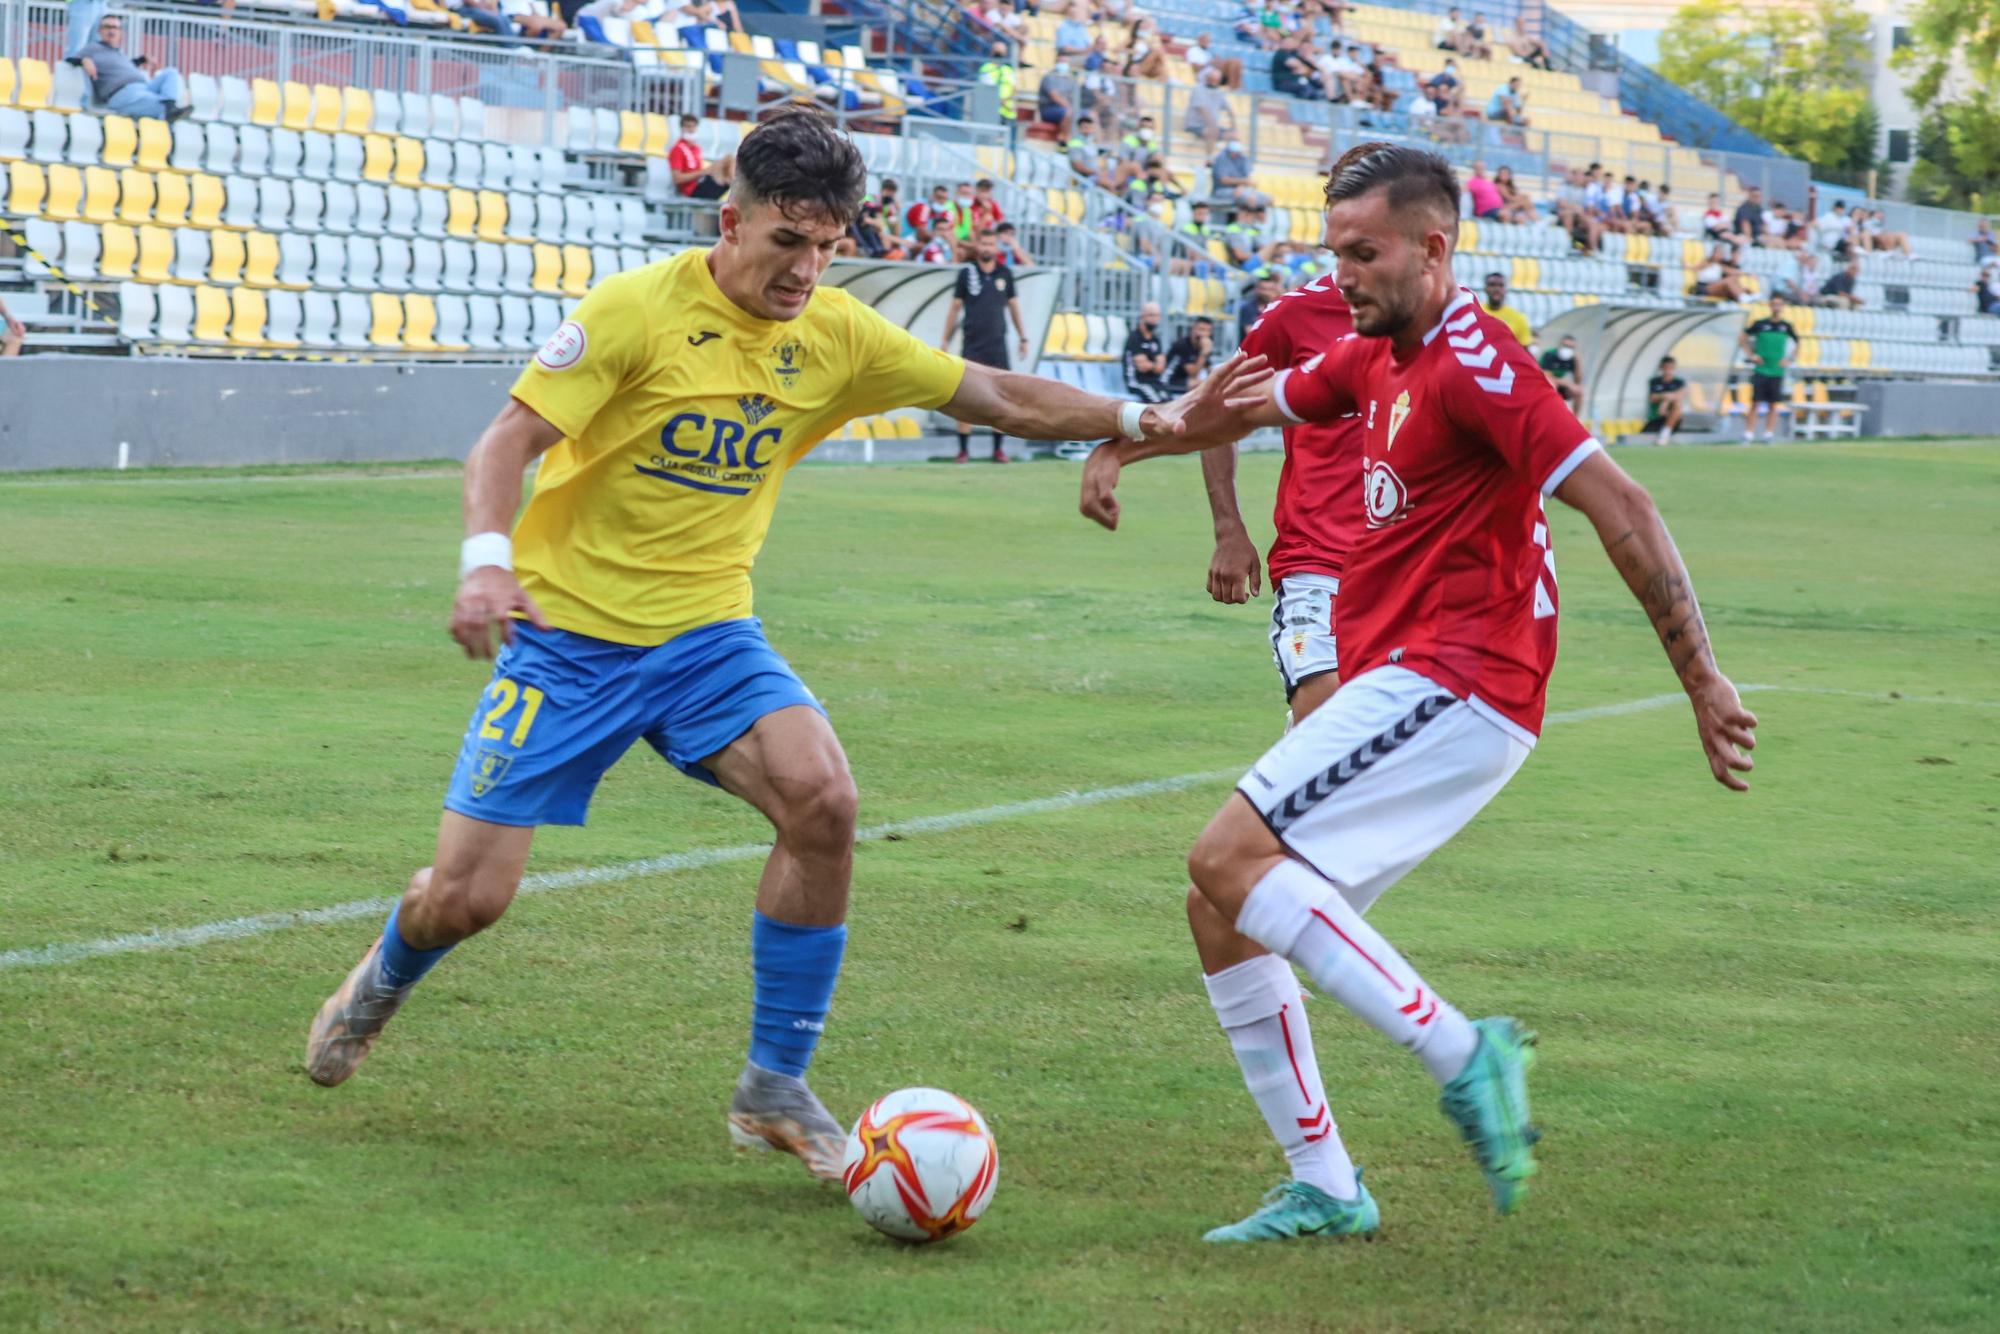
[905,183,953,240]
[1186,271,1369,1232]
[668,114,734,200]
[1078,143,1758,1241]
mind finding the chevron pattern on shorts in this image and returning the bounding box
[1266,694,1458,834]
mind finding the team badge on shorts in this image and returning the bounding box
[468,748,514,798]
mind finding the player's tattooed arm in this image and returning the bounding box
[1556,449,1759,791]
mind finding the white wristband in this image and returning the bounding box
[460,531,513,579]
[1118,401,1148,440]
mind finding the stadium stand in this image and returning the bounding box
[2,0,1997,446]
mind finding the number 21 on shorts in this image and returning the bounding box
[479,678,546,747]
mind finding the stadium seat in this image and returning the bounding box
[321,181,356,234]
[433,292,469,350]
[499,295,533,349]
[529,297,563,345]
[559,244,591,298]
[444,187,476,238]
[421,137,453,190]
[466,294,501,350]
[480,143,512,193]
[360,133,393,184]
[369,87,399,137]
[535,148,565,194]
[562,196,592,245]
[168,120,203,172]
[182,173,219,227]
[368,291,403,348]
[221,176,256,229]
[617,198,646,247]
[335,291,371,348]
[474,190,508,244]
[171,227,211,284]
[346,180,385,236]
[287,178,322,232]
[345,234,380,290]
[441,238,474,292]
[257,177,291,232]
[238,125,271,177]
[117,280,155,341]
[12,58,51,112]
[587,196,619,246]
[416,188,446,238]
[331,132,364,183]
[90,115,128,169]
[300,131,333,182]
[156,283,194,341]
[379,184,415,236]
[135,224,173,282]
[208,227,246,284]
[230,285,268,346]
[279,82,311,134]
[503,242,533,295]
[244,230,280,287]
[43,163,82,221]
[531,193,563,245]
[564,109,594,157]
[202,123,236,175]
[458,97,486,144]
[249,79,282,128]
[310,233,345,289]
[29,109,64,163]
[135,118,170,174]
[78,165,113,223]
[116,167,153,224]
[398,91,430,141]
[506,144,540,193]
[6,159,45,216]
[265,288,303,347]
[0,107,28,163]
[276,231,313,288]
[378,236,412,292]
[472,241,505,294]
[450,140,482,192]
[59,219,99,278]
[530,242,562,295]
[218,75,254,124]
[192,284,231,342]
[19,216,56,277]
[186,72,220,123]
[99,220,136,279]
[301,290,336,345]
[591,244,621,282]
[392,137,424,189]
[399,291,438,349]
[49,62,85,113]
[409,236,444,291]
[619,245,648,275]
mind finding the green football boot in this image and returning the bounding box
[1202,1174,1381,1243]
[1438,1016,1541,1215]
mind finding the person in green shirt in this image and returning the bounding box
[1738,294,1798,442]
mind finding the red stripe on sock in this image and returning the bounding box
[1307,906,1404,990]
[1277,1001,1316,1106]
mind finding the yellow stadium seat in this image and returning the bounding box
[81,165,117,222]
[13,58,51,111]
[192,284,231,341]
[1458,219,1478,251]
[229,285,268,346]
[642,113,670,157]
[560,243,591,297]
[445,187,476,237]
[368,291,402,348]
[186,173,222,227]
[135,224,173,281]
[281,82,311,132]
[341,87,373,135]
[475,190,507,243]
[630,18,658,46]
[100,115,137,168]
[617,111,644,154]
[136,118,170,172]
[309,84,343,134]
[1686,380,1710,411]
[1852,340,1872,369]
[209,228,245,284]
[115,166,154,223]
[6,160,43,215]
[156,170,193,226]
[249,78,282,127]
[244,230,279,286]
[530,242,562,294]
[99,222,136,279]
[402,293,439,350]
[361,134,393,183]
[0,57,14,108]
[392,137,424,189]
[44,163,83,221]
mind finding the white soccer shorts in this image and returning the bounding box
[1237,665,1531,914]
[1267,574,1340,698]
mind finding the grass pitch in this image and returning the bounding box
[1,442,1995,1332]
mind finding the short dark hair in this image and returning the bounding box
[1191,315,1213,325]
[732,108,867,226]
[1323,142,1458,231]
[1485,270,1506,282]
[976,177,994,189]
[995,221,1016,233]
[976,226,997,238]
[1660,355,1677,365]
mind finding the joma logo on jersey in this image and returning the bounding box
[634,410,782,496]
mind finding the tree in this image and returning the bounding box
[1892,0,2000,208]
[1657,0,1879,176]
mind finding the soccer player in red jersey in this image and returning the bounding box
[1188,273,1374,1226]
[1080,144,1758,1240]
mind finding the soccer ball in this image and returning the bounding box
[841,1087,999,1243]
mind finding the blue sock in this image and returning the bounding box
[376,903,454,990]
[749,911,847,1079]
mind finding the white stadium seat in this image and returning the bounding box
[203,123,238,175]
[300,289,337,344]
[377,236,412,292]
[344,234,380,290]
[156,284,195,341]
[171,227,211,283]
[335,291,372,348]
[257,177,292,232]
[269,127,304,180]
[65,112,102,166]
[266,288,304,344]
[237,125,271,176]
[170,120,206,172]
[118,281,156,341]
[320,181,357,234]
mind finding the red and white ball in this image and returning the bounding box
[841,1087,999,1243]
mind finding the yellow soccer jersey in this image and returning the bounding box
[509,249,966,645]
[1479,297,1534,350]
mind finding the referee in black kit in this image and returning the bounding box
[941,227,1031,463]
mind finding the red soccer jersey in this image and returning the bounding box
[1274,289,1600,741]
[668,138,703,196]
[1239,274,1364,584]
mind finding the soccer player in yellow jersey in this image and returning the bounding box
[304,109,1248,1181]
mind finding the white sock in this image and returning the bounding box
[1236,860,1478,1085]
[1203,953,1358,1199]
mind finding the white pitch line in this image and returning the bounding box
[3,684,1986,974]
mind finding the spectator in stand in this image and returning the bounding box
[913,219,954,265]
[1066,114,1100,176]
[668,115,734,199]
[1055,2,1092,58]
[1079,34,1119,124]
[1124,16,1168,82]
[1210,139,1270,208]
[1509,27,1553,70]
[576,0,642,38]
[1185,67,1237,152]
[1423,60,1463,116]
[1122,301,1170,403]
[1813,201,1854,259]
[1486,76,1527,127]
[1434,6,1468,54]
[0,293,23,357]
[1238,271,1281,340]
[1185,31,1246,88]
[1322,42,1369,103]
[1693,242,1748,301]
[1540,333,1584,409]
[1127,155,1186,210]
[1353,45,1398,112]
[1492,165,1537,224]
[1222,202,1267,267]
[1733,186,1765,246]
[970,178,1004,235]
[850,193,906,260]
[1977,261,2000,315]
[1631,178,1668,237]
[1820,257,1863,309]
[1037,57,1079,139]
[1649,181,1676,234]
[940,227,1029,464]
[1462,10,1494,58]
[1861,207,1912,256]
[75,13,186,122]
[1762,200,1804,251]
[906,183,953,238]
[1479,270,1534,350]
[1464,160,1504,221]
[1163,315,1215,393]
[994,221,1031,266]
[1702,193,1731,244]
[1583,165,1627,235]
[1557,169,1601,252]
[1645,356,1687,446]
[1121,115,1160,163]
[497,0,569,40]
[1974,217,1997,262]
[1781,248,1823,305]
[978,0,1026,37]
[1271,32,1320,100]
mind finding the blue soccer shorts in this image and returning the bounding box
[443,617,823,827]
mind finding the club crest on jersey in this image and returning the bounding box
[1386,390,1412,451]
[1364,458,1412,528]
[771,340,805,380]
[739,392,776,426]
[469,748,513,797]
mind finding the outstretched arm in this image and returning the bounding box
[449,399,563,660]
[1201,444,1262,603]
[1553,450,1758,790]
[1078,357,1289,530]
[941,353,1271,457]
